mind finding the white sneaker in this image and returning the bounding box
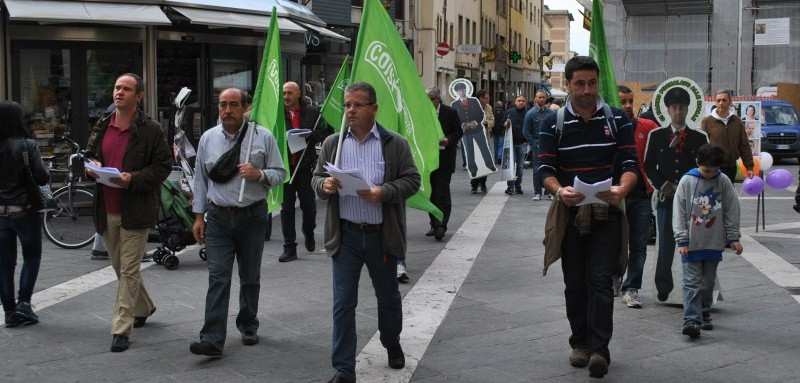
[397,263,409,283]
[622,289,642,308]
[532,194,542,201]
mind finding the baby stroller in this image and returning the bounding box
[152,87,207,270]
[152,179,206,270]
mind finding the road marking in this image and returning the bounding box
[0,245,199,326]
[356,183,509,382]
[738,233,800,295]
[739,196,794,200]
[749,232,800,240]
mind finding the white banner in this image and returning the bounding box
[501,123,516,182]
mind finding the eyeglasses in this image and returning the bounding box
[344,102,374,110]
[218,101,242,109]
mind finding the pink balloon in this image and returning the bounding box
[742,176,764,196]
[766,169,794,189]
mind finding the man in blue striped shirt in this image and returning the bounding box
[312,82,420,383]
[539,56,638,379]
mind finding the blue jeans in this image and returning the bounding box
[622,197,652,291]
[494,135,504,164]
[0,212,42,313]
[332,223,402,378]
[506,144,525,189]
[682,260,719,325]
[655,201,676,296]
[200,203,268,349]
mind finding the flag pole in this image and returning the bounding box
[334,113,348,167]
[288,114,322,185]
[238,121,256,203]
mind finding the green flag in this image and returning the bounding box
[320,55,350,131]
[589,0,621,108]
[250,8,288,213]
[350,0,444,221]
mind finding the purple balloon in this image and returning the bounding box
[742,176,764,196]
[766,169,794,189]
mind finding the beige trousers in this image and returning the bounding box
[105,214,155,336]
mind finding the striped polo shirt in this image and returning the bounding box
[537,101,638,187]
[339,124,385,224]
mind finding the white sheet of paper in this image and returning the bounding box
[573,176,612,206]
[287,129,313,154]
[324,162,372,197]
[85,161,123,189]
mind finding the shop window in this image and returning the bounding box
[86,48,142,133]
[18,48,72,158]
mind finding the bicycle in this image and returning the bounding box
[42,136,96,249]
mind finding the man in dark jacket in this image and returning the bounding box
[426,87,462,241]
[644,87,709,303]
[493,100,506,163]
[279,81,333,262]
[504,96,528,195]
[85,73,171,353]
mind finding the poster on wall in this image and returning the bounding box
[448,78,496,179]
[755,18,790,46]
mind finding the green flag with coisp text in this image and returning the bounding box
[250,9,288,214]
[320,55,351,132]
[350,0,444,221]
[589,0,621,108]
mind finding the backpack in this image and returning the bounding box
[554,101,619,145]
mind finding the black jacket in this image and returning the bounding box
[0,138,49,207]
[644,127,709,190]
[284,99,333,186]
[505,107,528,145]
[86,111,172,232]
[436,104,463,174]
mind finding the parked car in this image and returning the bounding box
[760,99,800,162]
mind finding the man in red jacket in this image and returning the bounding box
[617,85,657,309]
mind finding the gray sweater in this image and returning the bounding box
[672,168,741,262]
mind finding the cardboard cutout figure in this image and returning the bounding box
[448,79,496,179]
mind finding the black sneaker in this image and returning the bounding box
[190,341,223,357]
[702,312,713,331]
[504,187,514,195]
[241,330,259,346]
[514,188,524,195]
[15,302,38,326]
[279,246,298,263]
[682,323,701,339]
[4,312,22,328]
[91,250,109,260]
[471,187,479,194]
[110,335,130,352]
[305,235,316,252]
[134,307,156,328]
[433,226,446,241]
[588,353,609,378]
[387,344,405,369]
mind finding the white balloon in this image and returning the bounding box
[760,152,774,171]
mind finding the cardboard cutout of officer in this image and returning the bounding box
[449,79,496,179]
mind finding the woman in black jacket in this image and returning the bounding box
[0,101,49,327]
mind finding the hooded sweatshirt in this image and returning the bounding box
[672,168,741,262]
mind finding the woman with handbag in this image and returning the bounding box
[0,101,49,327]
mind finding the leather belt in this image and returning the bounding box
[341,219,382,233]
[209,201,263,212]
[0,205,28,216]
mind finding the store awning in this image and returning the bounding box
[164,0,325,26]
[297,21,350,42]
[170,6,306,33]
[3,0,172,26]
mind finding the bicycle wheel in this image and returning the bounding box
[43,186,96,249]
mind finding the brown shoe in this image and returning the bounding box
[588,353,609,378]
[569,348,590,368]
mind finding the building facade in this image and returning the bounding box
[544,7,573,92]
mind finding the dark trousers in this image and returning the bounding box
[622,197,652,291]
[722,165,737,183]
[332,223,402,377]
[463,131,496,176]
[561,210,621,357]
[280,180,316,248]
[494,134,504,164]
[0,212,42,313]
[655,201,676,296]
[200,203,268,349]
[530,144,543,195]
[506,144,525,189]
[470,176,488,191]
[429,168,453,229]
